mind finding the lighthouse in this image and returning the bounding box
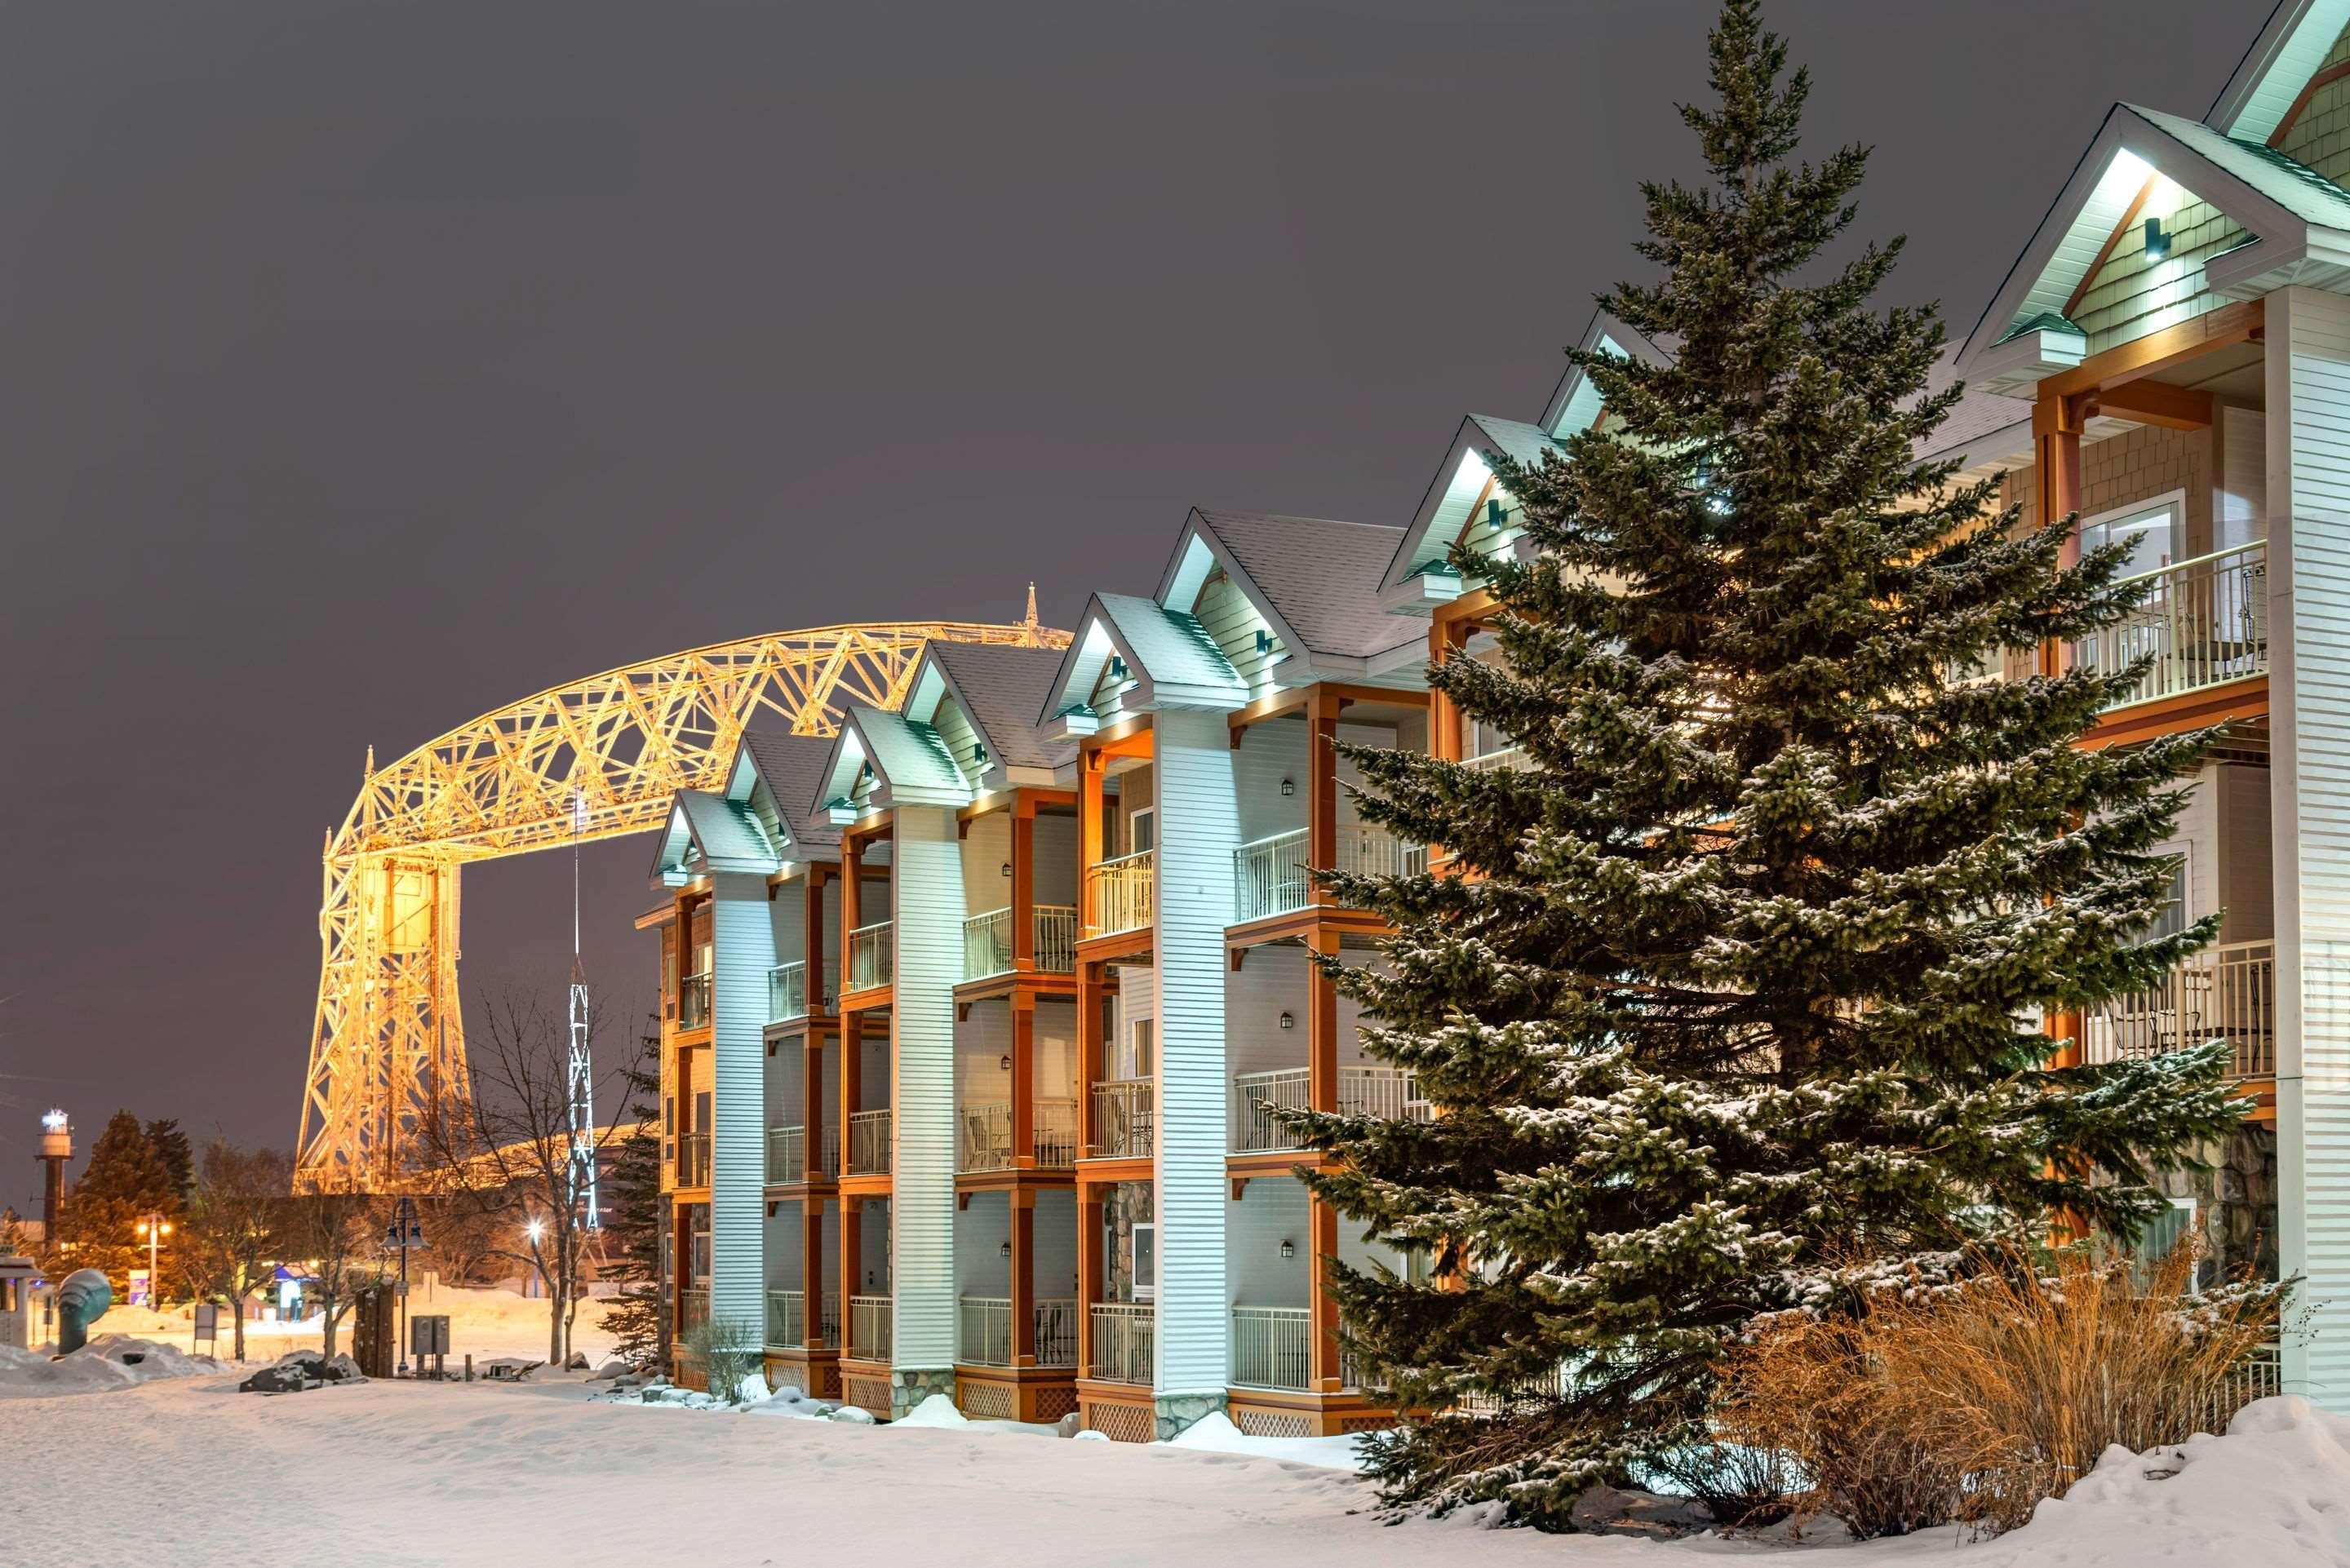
[37,1110,71,1241]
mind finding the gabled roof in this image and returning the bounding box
[1166,508,1417,662]
[1375,414,1563,601]
[2207,0,2350,144]
[646,789,782,886]
[1957,101,2350,385]
[810,705,972,821]
[920,641,1071,773]
[729,729,842,857]
[1036,591,1248,726]
[1537,308,1674,437]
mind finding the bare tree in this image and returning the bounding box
[182,1142,290,1363]
[285,1181,386,1358]
[418,986,622,1366]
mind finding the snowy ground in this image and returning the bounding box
[2,1337,2343,1566]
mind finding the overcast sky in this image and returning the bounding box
[0,0,2258,1194]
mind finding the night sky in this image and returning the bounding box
[0,0,2254,1196]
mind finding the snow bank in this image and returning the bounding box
[1980,1396,2350,1568]
[1164,1411,1368,1473]
[891,1393,971,1428]
[0,1335,222,1397]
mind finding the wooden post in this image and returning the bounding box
[1306,928,1340,1114]
[805,1030,827,1180]
[839,836,862,987]
[1076,960,1105,1157]
[803,1198,827,1349]
[1011,800,1035,972]
[1079,749,1106,931]
[1012,993,1037,1167]
[840,1197,863,1356]
[805,865,829,1013]
[1310,1193,1342,1392]
[840,1013,863,1167]
[1011,1187,1038,1366]
[1308,686,1339,908]
[1428,616,1471,762]
[2036,386,2086,1074]
[1075,1185,1103,1377]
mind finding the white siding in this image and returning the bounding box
[708,872,771,1347]
[961,813,1013,917]
[892,805,965,1372]
[1233,717,1306,851]
[1226,1175,1311,1309]
[1035,813,1080,907]
[1151,709,1240,1395]
[2266,285,2350,1409]
[1034,1191,1080,1300]
[955,1190,1012,1299]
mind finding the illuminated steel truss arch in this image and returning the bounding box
[299,613,1067,1185]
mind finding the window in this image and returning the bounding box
[2077,496,2181,582]
[1128,806,1155,857]
[1115,1017,1155,1080]
[2128,1198,2199,1291]
[2146,850,2190,945]
[1132,1222,1157,1304]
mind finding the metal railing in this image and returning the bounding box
[1232,825,1426,923]
[1089,1078,1155,1158]
[847,920,893,993]
[2073,541,2268,709]
[767,1289,805,1348]
[1089,1302,1154,1384]
[766,1123,840,1184]
[673,1132,711,1188]
[846,1109,893,1176]
[1085,849,1154,937]
[1231,1305,1314,1391]
[963,905,1079,978]
[769,960,809,1023]
[958,1099,1079,1171]
[848,1295,893,1362]
[680,971,712,1028]
[2082,939,2276,1079]
[2194,1344,2283,1434]
[681,1289,708,1330]
[1460,744,1530,773]
[956,1296,1081,1367]
[1231,1064,1425,1152]
[1034,905,1077,972]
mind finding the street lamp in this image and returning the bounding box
[135,1212,172,1309]
[383,1198,426,1376]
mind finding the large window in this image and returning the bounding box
[2077,494,2181,581]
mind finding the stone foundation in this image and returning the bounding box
[1153,1390,1226,1442]
[2154,1124,2279,1286]
[889,1366,957,1420]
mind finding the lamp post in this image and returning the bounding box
[135,1212,172,1309]
[383,1198,425,1375]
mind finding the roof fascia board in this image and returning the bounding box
[1536,307,1669,435]
[1170,513,1315,659]
[2208,1,2350,142]
[1377,418,1496,596]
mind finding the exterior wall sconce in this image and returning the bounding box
[1279,1239,1295,1259]
[1279,777,1294,796]
[1000,1240,1013,1260]
[1001,862,1012,878]
[1000,1053,1012,1071]
[2144,216,2170,260]
[1279,1011,1294,1030]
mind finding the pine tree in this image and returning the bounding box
[598,1017,668,1370]
[62,1110,182,1297]
[145,1119,196,1206]
[1301,0,2253,1525]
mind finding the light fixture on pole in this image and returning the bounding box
[384,1197,426,1376]
[135,1211,172,1307]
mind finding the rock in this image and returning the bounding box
[594,1359,631,1381]
[1568,1484,1714,1539]
[567,1352,590,1371]
[237,1364,317,1394]
[1055,1411,1084,1438]
[827,1403,876,1424]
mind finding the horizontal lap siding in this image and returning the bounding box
[711,873,773,1348]
[893,806,964,1371]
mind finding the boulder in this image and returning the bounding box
[1568,1484,1714,1539]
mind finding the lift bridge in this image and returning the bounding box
[297,610,1066,1188]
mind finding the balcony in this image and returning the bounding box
[765,1289,841,1349]
[681,1289,708,1331]
[1233,825,1426,923]
[1088,1302,1154,1384]
[961,905,1080,981]
[2073,542,2268,710]
[958,1099,1079,1172]
[769,960,809,1024]
[848,1295,893,1362]
[847,920,894,993]
[1231,1064,1426,1153]
[846,1109,893,1176]
[1085,849,1155,938]
[766,1123,840,1184]
[959,1296,1080,1368]
[1089,1078,1155,1158]
[679,970,712,1029]
[1230,1305,1314,1391]
[1460,744,1530,773]
[2082,939,2276,1079]
[673,1132,711,1189]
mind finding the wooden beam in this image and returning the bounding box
[2061,177,2156,321]
[2090,379,2215,431]
[2039,298,2263,401]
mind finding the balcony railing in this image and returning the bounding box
[957,1296,1080,1367]
[1232,825,1427,924]
[1460,743,1530,773]
[1231,1304,1314,1391]
[681,1289,708,1330]
[769,960,809,1024]
[960,905,1081,981]
[2082,939,2276,1079]
[2073,542,2268,709]
[1089,1302,1154,1384]
[958,1099,1079,1172]
[1231,1064,1426,1153]
[1089,1078,1155,1158]
[765,1289,842,1349]
[766,1123,840,1184]
[847,920,893,993]
[673,1132,711,1188]
[680,971,712,1029]
[848,1295,893,1362]
[846,1109,893,1176]
[1085,849,1154,937]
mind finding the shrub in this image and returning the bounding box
[1716,1239,2286,1537]
[679,1316,763,1406]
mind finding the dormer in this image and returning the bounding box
[645,790,785,888]
[811,704,973,830]
[719,729,844,878]
[889,640,1073,797]
[1035,592,1249,742]
[1153,508,1421,694]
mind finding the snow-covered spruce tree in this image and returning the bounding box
[1297,0,2250,1526]
[602,1018,669,1370]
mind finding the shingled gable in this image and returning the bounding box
[1035,591,1248,739]
[1155,508,1419,685]
[911,640,1073,784]
[809,703,973,827]
[645,789,782,887]
[721,728,843,862]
